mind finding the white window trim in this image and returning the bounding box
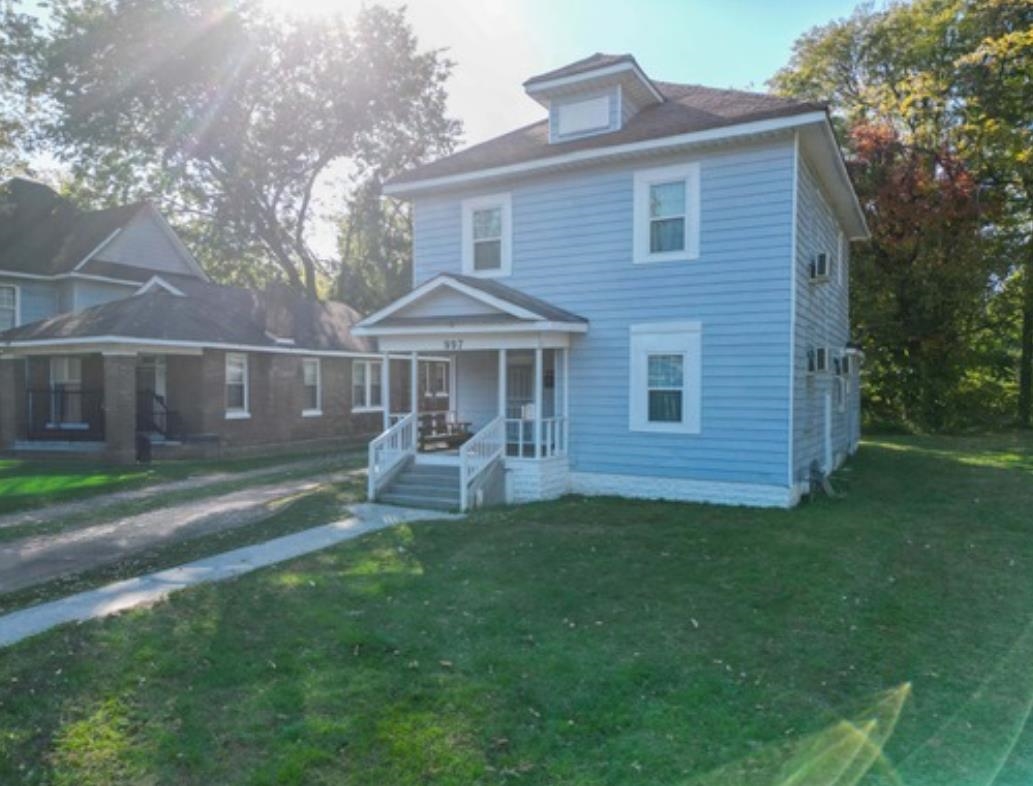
[302,357,322,417]
[225,352,250,418]
[352,359,384,413]
[461,193,512,278]
[632,162,701,265]
[553,92,612,140]
[837,230,846,286]
[0,283,20,330]
[629,321,702,434]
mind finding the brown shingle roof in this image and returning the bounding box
[388,81,824,189]
[523,52,637,86]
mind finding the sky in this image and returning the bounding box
[394,0,860,148]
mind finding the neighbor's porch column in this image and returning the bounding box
[533,347,543,459]
[497,348,507,418]
[410,351,419,418]
[562,347,570,455]
[381,352,390,431]
[0,355,22,449]
[102,351,137,464]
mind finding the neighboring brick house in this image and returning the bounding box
[0,178,449,461]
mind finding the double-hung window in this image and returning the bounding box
[302,358,321,416]
[629,322,702,433]
[352,359,383,411]
[225,352,250,418]
[49,356,83,426]
[461,193,512,277]
[633,162,701,264]
[0,285,16,330]
[422,361,449,400]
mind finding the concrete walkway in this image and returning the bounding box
[0,504,457,648]
[0,451,364,532]
[0,468,366,593]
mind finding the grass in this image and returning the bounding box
[0,445,368,516]
[1,433,1033,785]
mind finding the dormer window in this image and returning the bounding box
[462,193,512,278]
[556,94,611,137]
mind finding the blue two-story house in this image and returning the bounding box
[355,53,868,510]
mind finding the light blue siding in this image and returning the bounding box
[72,279,136,310]
[93,210,196,276]
[793,157,855,482]
[0,276,60,326]
[413,139,796,486]
[454,350,498,430]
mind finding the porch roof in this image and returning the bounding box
[354,274,588,338]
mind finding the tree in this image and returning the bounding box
[20,0,460,297]
[772,0,1030,430]
[0,0,35,172]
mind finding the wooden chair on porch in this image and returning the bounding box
[418,411,472,452]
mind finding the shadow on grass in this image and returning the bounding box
[2,438,1033,785]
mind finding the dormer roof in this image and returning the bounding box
[523,52,663,108]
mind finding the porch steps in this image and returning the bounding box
[378,464,461,511]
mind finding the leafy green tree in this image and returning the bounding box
[19,0,460,296]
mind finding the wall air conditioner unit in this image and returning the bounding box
[809,252,830,281]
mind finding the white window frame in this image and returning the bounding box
[461,193,512,278]
[629,321,702,434]
[225,352,250,419]
[352,359,384,412]
[423,360,449,399]
[0,284,19,330]
[837,230,846,286]
[632,162,701,265]
[302,357,322,417]
[556,94,611,137]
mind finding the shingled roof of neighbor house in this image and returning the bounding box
[387,56,826,189]
[0,178,151,276]
[0,277,376,354]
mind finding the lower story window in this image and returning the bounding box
[0,285,16,330]
[225,352,249,416]
[629,322,702,434]
[302,358,321,414]
[352,359,383,410]
[49,356,83,424]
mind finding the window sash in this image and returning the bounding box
[0,286,15,330]
[646,353,684,423]
[303,359,320,411]
[225,353,248,412]
[352,360,383,410]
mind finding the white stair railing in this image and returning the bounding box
[459,416,505,511]
[367,412,417,501]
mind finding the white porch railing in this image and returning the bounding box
[459,416,505,511]
[505,416,567,458]
[368,412,417,501]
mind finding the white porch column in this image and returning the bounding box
[410,352,419,417]
[562,347,570,455]
[381,353,390,431]
[497,348,507,417]
[533,347,543,459]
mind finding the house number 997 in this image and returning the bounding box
[444,340,464,351]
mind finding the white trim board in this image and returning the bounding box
[524,60,664,103]
[136,275,186,297]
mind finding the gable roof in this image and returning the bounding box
[355,273,587,334]
[386,80,825,192]
[0,278,376,354]
[524,53,636,86]
[0,178,206,280]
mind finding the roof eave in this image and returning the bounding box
[384,110,829,198]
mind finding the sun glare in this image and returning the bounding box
[260,0,365,18]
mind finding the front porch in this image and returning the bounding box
[355,274,586,511]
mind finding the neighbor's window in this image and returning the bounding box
[225,352,249,417]
[0,285,16,330]
[647,353,684,423]
[302,358,321,415]
[49,356,83,425]
[462,194,511,277]
[629,322,702,433]
[352,359,383,411]
[423,361,449,399]
[633,163,700,264]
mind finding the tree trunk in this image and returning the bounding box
[1019,246,1033,428]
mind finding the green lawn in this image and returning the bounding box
[2,433,1032,785]
[0,445,367,516]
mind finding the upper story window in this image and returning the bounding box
[0,285,17,330]
[632,162,701,265]
[461,193,512,278]
[629,321,702,434]
[225,352,250,419]
[302,358,321,416]
[555,93,613,139]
